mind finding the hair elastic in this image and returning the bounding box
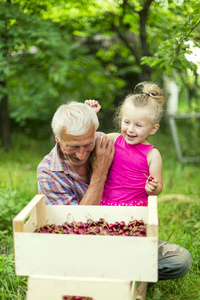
[145,93,155,97]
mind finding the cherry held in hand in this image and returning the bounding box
[143,173,154,182]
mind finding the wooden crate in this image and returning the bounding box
[26,275,136,300]
[13,195,158,282]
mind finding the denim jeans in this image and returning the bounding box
[158,240,192,280]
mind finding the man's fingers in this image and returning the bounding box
[95,135,101,148]
[94,135,114,158]
[100,135,114,149]
[100,135,108,148]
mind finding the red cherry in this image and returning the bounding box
[78,228,86,235]
[73,228,79,234]
[119,221,125,227]
[113,222,119,227]
[108,223,114,229]
[77,222,84,228]
[148,176,154,182]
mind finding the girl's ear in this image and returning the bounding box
[150,124,160,135]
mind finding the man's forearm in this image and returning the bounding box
[79,135,115,205]
[79,174,107,205]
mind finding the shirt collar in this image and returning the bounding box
[49,143,69,173]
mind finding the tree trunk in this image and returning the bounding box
[138,0,154,80]
[0,82,11,151]
[0,0,12,150]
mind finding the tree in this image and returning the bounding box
[1,0,200,149]
[0,0,125,149]
[0,0,68,149]
[45,0,200,107]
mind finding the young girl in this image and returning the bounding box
[85,81,164,206]
[86,86,191,300]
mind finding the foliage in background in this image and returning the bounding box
[0,0,200,149]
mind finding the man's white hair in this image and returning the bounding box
[51,101,99,141]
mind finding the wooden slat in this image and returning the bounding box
[26,275,136,300]
[14,233,158,282]
[147,196,158,238]
[13,195,45,233]
[36,196,47,228]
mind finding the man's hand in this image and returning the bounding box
[79,135,114,205]
[90,135,115,179]
[85,99,101,114]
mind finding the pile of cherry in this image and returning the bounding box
[34,217,147,237]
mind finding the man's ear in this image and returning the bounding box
[53,133,59,144]
[150,124,160,135]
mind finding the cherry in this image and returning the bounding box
[119,221,125,227]
[73,228,79,234]
[98,218,104,224]
[77,222,84,228]
[143,173,154,182]
[78,228,86,235]
[148,176,154,182]
[124,231,130,236]
[113,221,120,227]
[138,219,145,226]
[108,223,114,229]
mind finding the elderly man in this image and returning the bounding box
[37,101,115,205]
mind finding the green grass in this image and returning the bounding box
[146,200,200,300]
[0,130,199,300]
[0,137,51,300]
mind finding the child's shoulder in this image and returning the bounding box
[148,147,162,161]
[107,132,121,143]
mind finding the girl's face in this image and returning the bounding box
[121,104,159,145]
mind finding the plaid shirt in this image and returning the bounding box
[37,143,89,205]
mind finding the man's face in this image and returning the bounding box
[56,126,96,166]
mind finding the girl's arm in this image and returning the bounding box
[107,132,120,143]
[146,148,163,195]
[84,99,101,113]
[85,100,120,143]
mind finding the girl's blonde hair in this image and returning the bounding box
[115,81,164,127]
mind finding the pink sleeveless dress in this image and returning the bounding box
[100,135,155,206]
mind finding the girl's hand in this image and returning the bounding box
[145,177,159,195]
[85,99,101,113]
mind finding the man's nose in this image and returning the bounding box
[76,148,87,160]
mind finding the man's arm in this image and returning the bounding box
[37,135,114,206]
[79,135,115,205]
